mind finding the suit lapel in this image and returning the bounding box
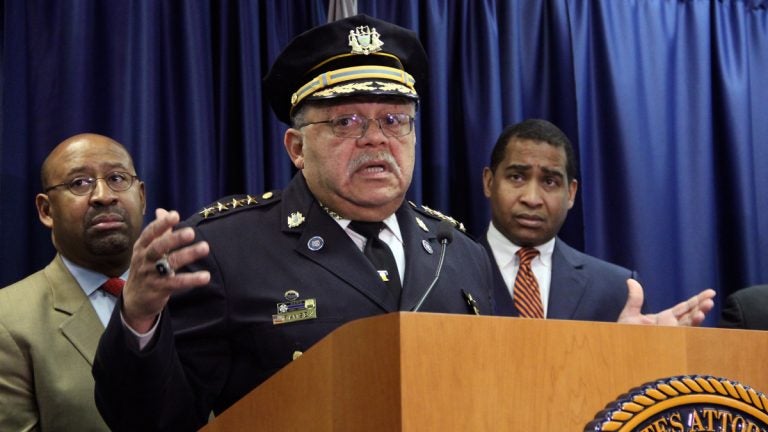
[480,235,516,316]
[46,256,104,366]
[398,205,441,311]
[547,239,588,319]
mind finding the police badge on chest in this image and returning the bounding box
[272,290,317,325]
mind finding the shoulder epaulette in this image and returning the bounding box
[408,201,467,232]
[191,190,281,224]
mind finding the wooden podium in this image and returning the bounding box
[202,313,768,431]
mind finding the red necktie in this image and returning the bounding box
[513,247,544,318]
[100,278,125,297]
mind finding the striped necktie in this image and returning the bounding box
[513,247,543,318]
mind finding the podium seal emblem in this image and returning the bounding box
[585,375,768,431]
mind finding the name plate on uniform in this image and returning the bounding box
[272,299,317,325]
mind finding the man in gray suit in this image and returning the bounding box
[482,119,714,324]
[0,133,145,431]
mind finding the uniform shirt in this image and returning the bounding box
[485,223,555,317]
[61,256,127,327]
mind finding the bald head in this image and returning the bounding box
[41,133,135,191]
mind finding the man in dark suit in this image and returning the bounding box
[93,15,493,431]
[720,285,768,330]
[482,119,714,323]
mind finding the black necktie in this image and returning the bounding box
[348,221,402,297]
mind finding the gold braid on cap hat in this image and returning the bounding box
[290,52,417,111]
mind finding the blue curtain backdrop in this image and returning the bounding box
[2,0,767,326]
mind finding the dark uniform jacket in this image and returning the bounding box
[94,173,493,431]
[720,284,768,330]
[484,236,638,321]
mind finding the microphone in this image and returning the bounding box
[411,220,454,312]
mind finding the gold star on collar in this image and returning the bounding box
[287,211,306,228]
[245,195,258,205]
[230,198,244,209]
[199,206,216,219]
[215,202,228,212]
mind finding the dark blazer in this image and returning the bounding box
[94,173,494,431]
[483,235,638,321]
[719,284,768,330]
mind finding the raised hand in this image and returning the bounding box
[122,208,210,332]
[617,278,716,326]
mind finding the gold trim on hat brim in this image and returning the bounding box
[291,65,417,109]
[309,81,417,99]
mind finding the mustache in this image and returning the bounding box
[347,151,401,176]
[85,206,128,227]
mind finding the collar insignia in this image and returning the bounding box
[415,216,429,233]
[287,211,305,228]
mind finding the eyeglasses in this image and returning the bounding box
[298,113,415,138]
[44,171,139,196]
